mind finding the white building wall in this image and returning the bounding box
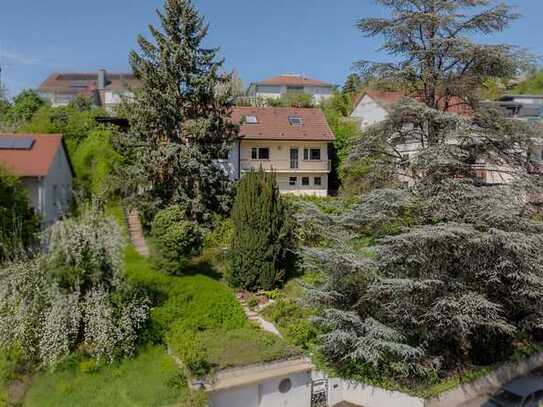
[208,371,312,407]
[240,140,329,172]
[40,146,73,225]
[238,140,330,196]
[21,178,41,215]
[276,173,328,196]
[351,94,389,128]
[341,381,425,407]
[251,85,334,103]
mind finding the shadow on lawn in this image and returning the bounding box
[181,259,223,281]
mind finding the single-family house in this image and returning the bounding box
[228,107,335,196]
[350,91,405,129]
[348,90,527,186]
[0,134,74,225]
[38,69,140,112]
[246,74,335,103]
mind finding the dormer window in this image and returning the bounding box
[243,115,258,124]
[288,116,304,126]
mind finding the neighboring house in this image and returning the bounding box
[246,74,335,103]
[227,106,335,196]
[349,90,528,186]
[351,91,405,129]
[0,134,74,225]
[489,95,543,120]
[351,90,470,129]
[38,69,140,112]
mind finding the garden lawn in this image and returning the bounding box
[23,346,181,407]
[124,244,299,374]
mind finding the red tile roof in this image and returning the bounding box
[231,107,335,141]
[256,75,334,88]
[354,90,472,116]
[0,134,71,177]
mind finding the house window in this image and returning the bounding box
[302,177,309,186]
[251,147,269,160]
[288,116,304,126]
[314,177,322,186]
[243,115,258,124]
[304,148,321,160]
[289,177,297,186]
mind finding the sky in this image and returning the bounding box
[0,0,542,98]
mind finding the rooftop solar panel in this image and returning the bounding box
[0,137,35,150]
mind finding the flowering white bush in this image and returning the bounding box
[0,209,149,368]
[47,209,125,289]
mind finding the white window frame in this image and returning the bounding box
[303,147,321,161]
[251,147,270,160]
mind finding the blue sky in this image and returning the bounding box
[1,0,542,98]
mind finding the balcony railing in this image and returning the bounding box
[241,159,331,173]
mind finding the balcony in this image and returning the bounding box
[241,159,331,173]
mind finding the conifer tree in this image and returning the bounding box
[301,0,543,385]
[228,169,295,291]
[123,0,239,222]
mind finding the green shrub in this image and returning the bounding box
[150,206,203,274]
[203,216,233,249]
[0,167,40,263]
[285,320,317,349]
[72,129,122,199]
[228,169,296,291]
[247,295,259,308]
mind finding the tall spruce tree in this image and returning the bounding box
[302,0,543,386]
[123,0,238,222]
[228,169,295,291]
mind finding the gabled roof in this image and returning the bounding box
[353,90,472,116]
[39,72,139,93]
[231,107,335,141]
[353,91,405,110]
[0,134,73,177]
[254,75,334,88]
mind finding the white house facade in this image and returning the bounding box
[0,134,74,225]
[228,106,335,196]
[247,74,335,104]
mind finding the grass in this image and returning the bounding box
[23,346,182,407]
[193,327,299,370]
[123,239,297,376]
[21,205,299,406]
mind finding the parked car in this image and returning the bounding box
[484,376,543,406]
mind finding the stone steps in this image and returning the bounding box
[126,208,150,257]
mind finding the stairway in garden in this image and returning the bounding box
[237,294,283,337]
[126,208,150,257]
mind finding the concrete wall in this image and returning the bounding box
[351,94,389,128]
[426,352,543,407]
[208,370,312,407]
[341,381,425,407]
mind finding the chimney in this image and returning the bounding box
[98,69,107,90]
